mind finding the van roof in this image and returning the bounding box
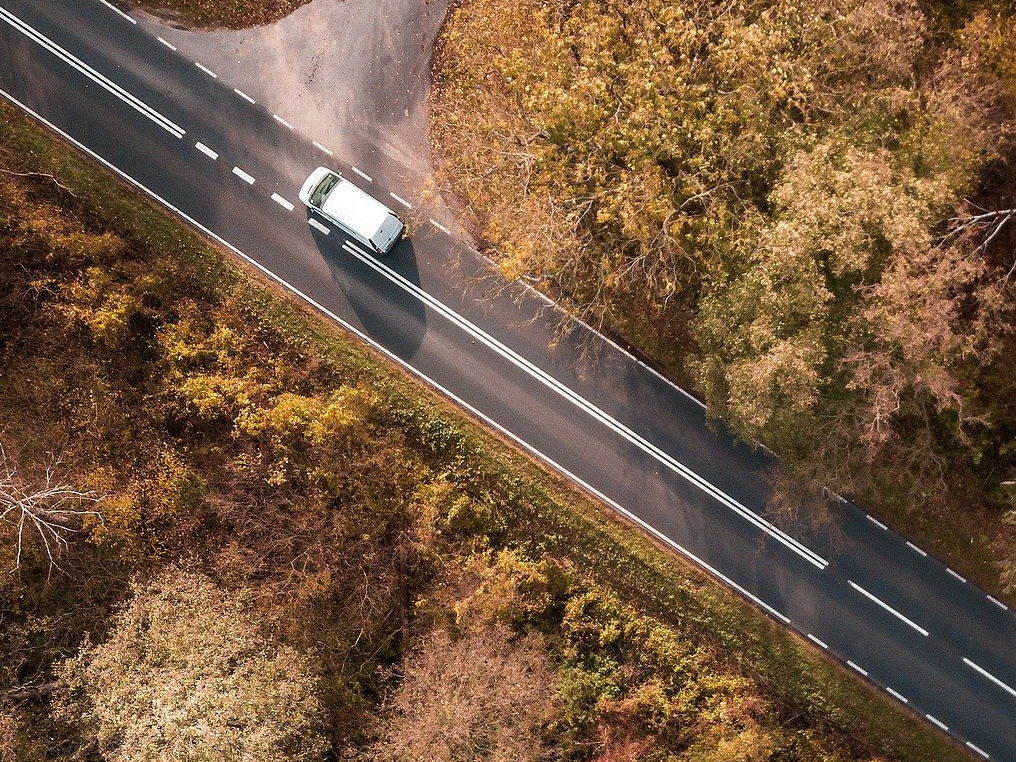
[321,179,392,242]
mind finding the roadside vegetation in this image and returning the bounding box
[129,0,309,29]
[430,0,1016,598]
[0,101,966,760]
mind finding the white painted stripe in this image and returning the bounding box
[0,85,796,661]
[312,141,333,156]
[0,9,185,138]
[963,657,1016,698]
[389,192,412,209]
[429,218,451,235]
[905,540,927,557]
[886,687,908,703]
[156,36,177,51]
[272,114,294,130]
[271,193,295,211]
[866,514,888,530]
[848,581,929,636]
[308,218,330,235]
[351,165,372,182]
[807,634,828,649]
[966,740,990,759]
[195,62,217,78]
[345,236,830,570]
[946,568,967,583]
[846,660,868,676]
[231,167,255,185]
[925,714,948,731]
[233,88,255,104]
[97,0,136,23]
[194,142,218,160]
[986,595,1008,610]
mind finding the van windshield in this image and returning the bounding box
[310,173,340,208]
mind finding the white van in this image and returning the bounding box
[299,167,405,255]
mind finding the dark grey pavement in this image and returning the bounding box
[0,2,1013,759]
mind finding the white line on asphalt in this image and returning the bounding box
[341,238,829,570]
[429,218,451,235]
[233,88,255,104]
[97,0,136,23]
[351,166,372,182]
[946,568,967,583]
[194,142,218,160]
[272,114,294,130]
[308,218,330,235]
[925,714,949,731]
[866,514,889,530]
[271,193,295,211]
[0,8,185,138]
[0,86,799,662]
[312,141,333,156]
[905,540,927,557]
[807,634,828,649]
[886,687,908,703]
[389,192,412,209]
[963,657,1016,698]
[966,740,991,759]
[848,581,929,636]
[847,660,868,676]
[156,36,177,51]
[195,62,217,78]
[986,595,1008,610]
[231,167,255,185]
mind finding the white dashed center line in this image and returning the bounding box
[271,193,295,211]
[848,580,929,637]
[231,166,255,185]
[963,657,1016,698]
[98,0,136,23]
[272,114,294,130]
[308,218,330,235]
[351,166,373,182]
[195,62,217,78]
[194,142,218,160]
[233,88,256,104]
[389,192,412,209]
[156,36,176,51]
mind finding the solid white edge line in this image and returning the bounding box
[195,62,217,78]
[925,714,949,731]
[847,580,929,637]
[807,634,828,649]
[194,142,218,160]
[156,36,177,51]
[231,166,255,185]
[962,657,1016,698]
[866,514,889,530]
[389,191,412,209]
[846,660,868,676]
[0,87,798,643]
[271,193,295,211]
[233,88,255,104]
[886,687,908,703]
[308,218,330,235]
[272,114,294,130]
[986,595,1008,610]
[966,740,990,759]
[98,0,136,23]
[946,568,967,583]
[351,165,372,182]
[905,540,928,557]
[312,141,333,156]
[429,218,451,235]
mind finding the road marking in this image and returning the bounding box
[231,167,255,185]
[846,660,868,676]
[966,740,990,759]
[986,595,1008,610]
[194,142,218,160]
[848,580,929,636]
[308,218,330,235]
[0,8,185,138]
[807,634,828,649]
[886,687,908,703]
[351,166,372,182]
[271,193,294,211]
[272,114,294,130]
[195,62,217,78]
[0,86,797,654]
[98,0,136,23]
[233,88,255,104]
[866,514,888,530]
[340,239,827,569]
[946,568,967,583]
[963,657,1016,698]
[156,36,177,51]
[429,218,451,235]
[389,192,412,209]
[312,141,333,156]
[925,714,948,731]
[905,540,927,557]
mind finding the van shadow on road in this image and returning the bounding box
[309,214,428,362]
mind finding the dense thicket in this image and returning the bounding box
[431,0,1016,589]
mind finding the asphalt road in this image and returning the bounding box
[0,2,1013,758]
